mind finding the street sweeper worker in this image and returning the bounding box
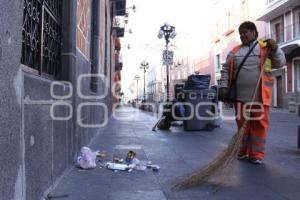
[218,21,286,164]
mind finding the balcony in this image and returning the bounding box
[110,0,127,16]
[257,0,300,21]
[264,22,300,54]
[115,62,123,71]
[112,27,125,37]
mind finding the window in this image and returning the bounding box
[21,0,62,77]
[296,60,300,92]
[270,16,284,43]
[293,6,300,39]
[275,23,281,42]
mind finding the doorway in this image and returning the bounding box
[276,75,283,107]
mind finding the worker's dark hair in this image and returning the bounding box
[238,21,258,38]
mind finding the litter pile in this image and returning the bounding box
[76,147,97,169]
[105,150,160,172]
[76,147,160,172]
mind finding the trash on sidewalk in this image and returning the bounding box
[105,159,148,172]
[96,151,106,158]
[125,150,137,164]
[105,162,130,171]
[103,150,159,172]
[133,164,147,171]
[76,147,97,169]
[131,158,147,171]
[125,151,147,171]
[112,156,124,163]
[146,164,160,172]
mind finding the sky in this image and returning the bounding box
[120,0,215,97]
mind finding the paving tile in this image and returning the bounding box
[281,191,300,200]
[110,172,161,191]
[114,144,142,150]
[204,185,287,200]
[108,190,167,200]
[261,176,300,195]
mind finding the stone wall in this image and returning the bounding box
[0,0,115,199]
[0,1,23,199]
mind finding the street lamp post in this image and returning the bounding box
[134,75,140,101]
[158,23,176,102]
[140,61,149,101]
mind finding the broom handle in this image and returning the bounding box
[238,48,271,132]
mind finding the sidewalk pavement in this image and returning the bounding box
[49,106,300,200]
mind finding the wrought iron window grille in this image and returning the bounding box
[21,0,62,78]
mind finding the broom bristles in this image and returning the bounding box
[172,126,245,189]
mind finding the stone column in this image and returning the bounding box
[0,0,23,199]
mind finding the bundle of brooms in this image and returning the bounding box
[173,48,269,190]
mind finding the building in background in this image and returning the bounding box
[211,0,266,84]
[170,0,297,109]
[0,0,129,199]
[113,37,123,107]
[169,0,266,99]
[210,0,300,108]
[154,0,296,108]
[147,66,163,103]
[257,0,300,108]
[169,57,190,99]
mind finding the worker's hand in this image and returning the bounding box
[265,39,278,51]
[218,87,228,102]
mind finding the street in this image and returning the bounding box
[49,106,300,200]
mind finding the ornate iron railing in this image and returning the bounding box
[21,0,62,77]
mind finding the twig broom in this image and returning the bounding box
[172,123,246,189]
[173,48,270,189]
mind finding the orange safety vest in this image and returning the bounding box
[229,40,273,106]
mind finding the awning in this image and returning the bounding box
[280,40,300,54]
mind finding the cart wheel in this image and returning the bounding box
[206,123,215,131]
[157,118,171,130]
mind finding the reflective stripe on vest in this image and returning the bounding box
[229,41,273,106]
